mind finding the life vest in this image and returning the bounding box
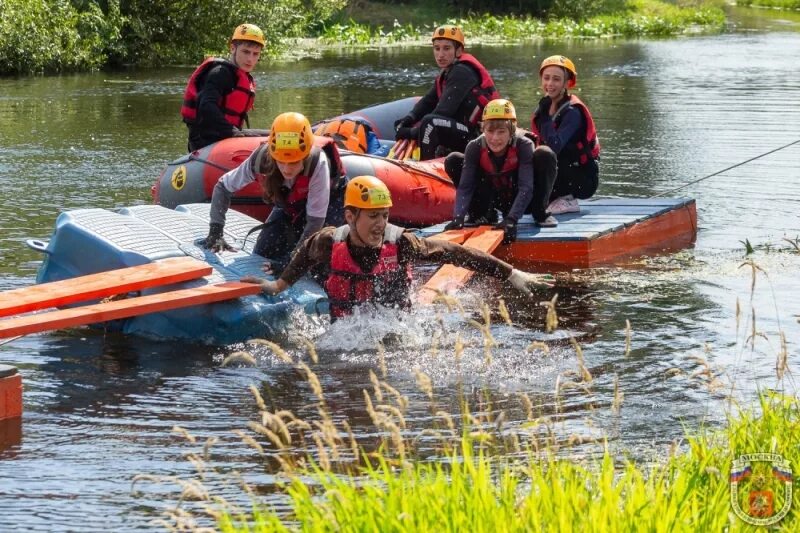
[252,136,345,222]
[435,53,501,126]
[181,57,255,129]
[478,137,519,203]
[529,94,600,166]
[324,224,412,318]
[313,117,371,154]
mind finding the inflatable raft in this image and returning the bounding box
[26,204,328,344]
[152,98,456,226]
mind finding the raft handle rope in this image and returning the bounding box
[654,138,800,198]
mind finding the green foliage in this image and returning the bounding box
[0,0,121,74]
[319,1,726,45]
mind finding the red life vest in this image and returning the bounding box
[324,225,412,318]
[435,53,501,126]
[529,94,600,166]
[478,137,519,203]
[252,136,345,222]
[181,57,255,129]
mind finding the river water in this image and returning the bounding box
[1,8,799,530]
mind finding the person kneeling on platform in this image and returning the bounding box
[443,99,558,245]
[203,111,346,274]
[241,176,553,319]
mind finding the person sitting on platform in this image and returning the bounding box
[241,175,554,319]
[181,23,265,152]
[394,25,501,161]
[203,112,346,273]
[530,55,601,214]
[443,98,558,244]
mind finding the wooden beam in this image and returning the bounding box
[417,228,504,304]
[0,282,261,338]
[0,257,212,317]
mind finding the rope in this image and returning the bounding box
[654,138,800,198]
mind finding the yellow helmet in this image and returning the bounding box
[344,176,393,209]
[269,112,313,163]
[431,25,465,47]
[231,23,265,47]
[482,99,517,122]
[539,55,577,88]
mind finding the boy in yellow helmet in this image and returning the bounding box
[444,98,558,244]
[394,25,501,160]
[182,23,265,151]
[242,176,554,318]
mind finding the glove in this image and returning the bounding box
[494,217,517,244]
[443,216,465,231]
[394,114,415,131]
[203,222,234,252]
[536,96,552,118]
[507,269,555,297]
[395,126,418,141]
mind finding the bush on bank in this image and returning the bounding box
[1,0,725,75]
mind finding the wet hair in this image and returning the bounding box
[258,152,298,207]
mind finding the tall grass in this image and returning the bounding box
[133,261,798,531]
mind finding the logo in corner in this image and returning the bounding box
[170,165,187,191]
[730,452,792,526]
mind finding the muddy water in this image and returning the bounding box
[1,11,799,529]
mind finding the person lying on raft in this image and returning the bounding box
[241,175,554,318]
[443,98,558,245]
[531,55,601,214]
[204,111,346,273]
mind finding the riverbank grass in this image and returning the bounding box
[217,392,799,531]
[319,0,726,45]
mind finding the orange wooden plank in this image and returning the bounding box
[0,282,261,338]
[426,227,477,245]
[0,257,212,318]
[418,228,504,304]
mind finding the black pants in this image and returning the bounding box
[445,145,558,222]
[551,158,599,200]
[417,114,475,161]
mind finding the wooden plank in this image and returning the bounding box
[418,228,504,304]
[425,227,477,245]
[0,257,212,318]
[0,282,261,338]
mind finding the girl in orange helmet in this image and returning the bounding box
[530,55,601,214]
[242,176,554,318]
[204,112,346,272]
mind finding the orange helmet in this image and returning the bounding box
[314,118,369,154]
[431,25,465,47]
[344,176,393,209]
[482,99,517,122]
[230,24,265,47]
[269,112,313,163]
[539,55,577,88]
